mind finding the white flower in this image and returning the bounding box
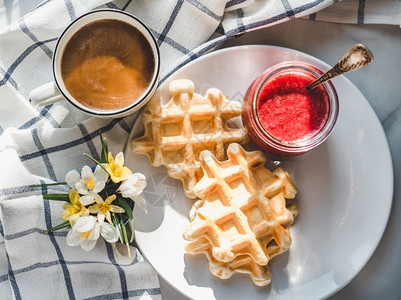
[117,173,147,213]
[65,165,109,205]
[66,215,119,251]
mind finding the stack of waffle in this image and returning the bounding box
[183,143,298,286]
[131,79,298,286]
[131,79,249,198]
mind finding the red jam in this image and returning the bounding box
[241,62,339,156]
[256,71,329,142]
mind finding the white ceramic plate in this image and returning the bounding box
[124,45,393,300]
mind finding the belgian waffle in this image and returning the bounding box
[183,143,298,285]
[185,235,272,286]
[131,79,248,198]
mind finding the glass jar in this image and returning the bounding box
[242,61,339,156]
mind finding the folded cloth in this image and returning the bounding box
[0,0,361,299]
[307,0,401,25]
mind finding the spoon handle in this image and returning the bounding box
[306,44,374,91]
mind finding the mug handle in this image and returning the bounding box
[29,82,64,106]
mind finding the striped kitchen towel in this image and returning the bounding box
[1,0,397,299]
[308,0,401,25]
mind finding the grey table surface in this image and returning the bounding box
[160,19,401,300]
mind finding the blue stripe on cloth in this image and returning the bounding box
[77,123,99,160]
[0,66,28,100]
[115,118,132,134]
[186,0,223,21]
[236,9,245,33]
[157,0,184,46]
[20,118,122,162]
[42,184,76,300]
[64,0,76,21]
[118,118,132,134]
[227,0,326,32]
[29,0,53,14]
[105,2,119,9]
[105,0,132,10]
[3,227,67,241]
[83,288,162,300]
[9,256,138,278]
[226,0,248,9]
[215,23,225,35]
[281,0,295,19]
[0,272,8,283]
[19,105,62,130]
[1,214,6,293]
[358,0,365,24]
[122,0,133,11]
[0,219,3,236]
[6,250,22,300]
[161,0,327,84]
[106,242,128,300]
[4,228,47,240]
[0,185,33,197]
[0,144,18,152]
[0,38,58,87]
[32,129,57,181]
[0,183,68,197]
[19,19,53,59]
[287,0,326,15]
[150,28,190,54]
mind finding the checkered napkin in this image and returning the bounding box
[2,0,393,298]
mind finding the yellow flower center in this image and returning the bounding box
[73,203,82,212]
[85,177,95,189]
[98,202,110,215]
[80,230,91,239]
[112,165,122,177]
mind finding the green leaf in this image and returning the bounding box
[117,198,133,220]
[112,213,124,243]
[43,194,70,201]
[120,218,131,257]
[41,221,71,233]
[112,243,121,261]
[121,220,129,245]
[100,133,109,164]
[115,198,134,243]
[129,219,135,243]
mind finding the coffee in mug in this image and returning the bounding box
[29,9,160,118]
[61,19,155,111]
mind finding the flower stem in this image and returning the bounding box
[129,219,135,243]
[41,221,71,233]
[120,219,131,258]
[29,182,68,188]
[99,132,109,164]
[112,213,124,243]
[112,243,120,261]
[43,194,69,201]
[83,153,110,175]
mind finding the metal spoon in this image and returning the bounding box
[306,44,374,91]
